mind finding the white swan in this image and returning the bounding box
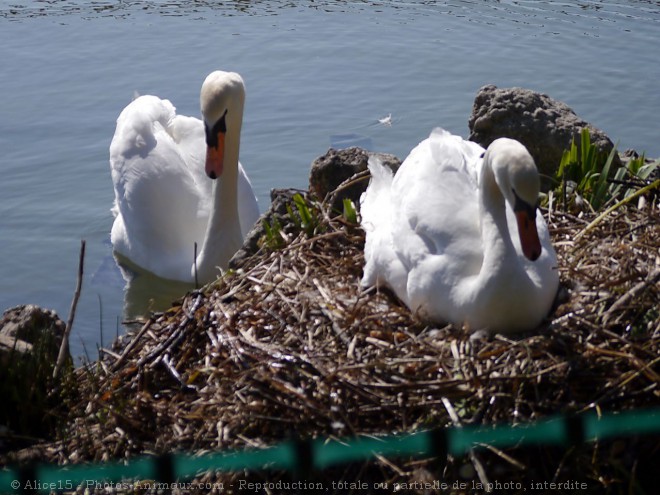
[110,71,259,284]
[361,128,559,333]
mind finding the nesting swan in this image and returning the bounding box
[110,71,259,284]
[360,128,559,333]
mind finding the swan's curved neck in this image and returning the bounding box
[478,161,516,278]
[194,119,243,283]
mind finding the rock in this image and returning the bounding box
[308,147,401,211]
[229,188,302,269]
[1,305,66,447]
[468,85,621,181]
[0,304,65,364]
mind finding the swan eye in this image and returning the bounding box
[512,188,536,217]
[204,109,228,148]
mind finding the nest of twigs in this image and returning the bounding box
[14,180,660,493]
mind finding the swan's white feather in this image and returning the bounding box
[361,156,406,293]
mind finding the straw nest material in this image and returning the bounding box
[8,165,660,493]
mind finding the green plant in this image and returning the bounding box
[259,194,327,251]
[635,158,660,183]
[609,154,659,200]
[261,216,286,250]
[286,193,321,237]
[555,128,616,211]
[342,198,358,224]
[554,129,659,212]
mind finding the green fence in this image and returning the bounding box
[1,407,659,493]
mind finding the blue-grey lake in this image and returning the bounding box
[1,1,659,359]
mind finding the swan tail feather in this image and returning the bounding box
[360,156,396,288]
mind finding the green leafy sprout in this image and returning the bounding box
[553,128,658,212]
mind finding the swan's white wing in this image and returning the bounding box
[387,130,484,317]
[395,132,483,272]
[110,95,207,281]
[428,128,484,182]
[169,113,212,204]
[360,156,409,297]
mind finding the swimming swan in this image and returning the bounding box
[110,71,259,284]
[361,128,559,333]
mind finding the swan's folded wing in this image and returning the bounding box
[428,127,484,183]
[109,96,208,280]
[168,113,211,202]
[360,157,408,294]
[392,135,483,277]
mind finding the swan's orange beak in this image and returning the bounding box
[516,210,542,261]
[205,131,225,180]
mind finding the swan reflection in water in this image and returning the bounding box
[112,253,197,320]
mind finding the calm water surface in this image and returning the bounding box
[1,1,659,358]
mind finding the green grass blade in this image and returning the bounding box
[590,146,615,210]
[637,159,659,180]
[342,198,358,224]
